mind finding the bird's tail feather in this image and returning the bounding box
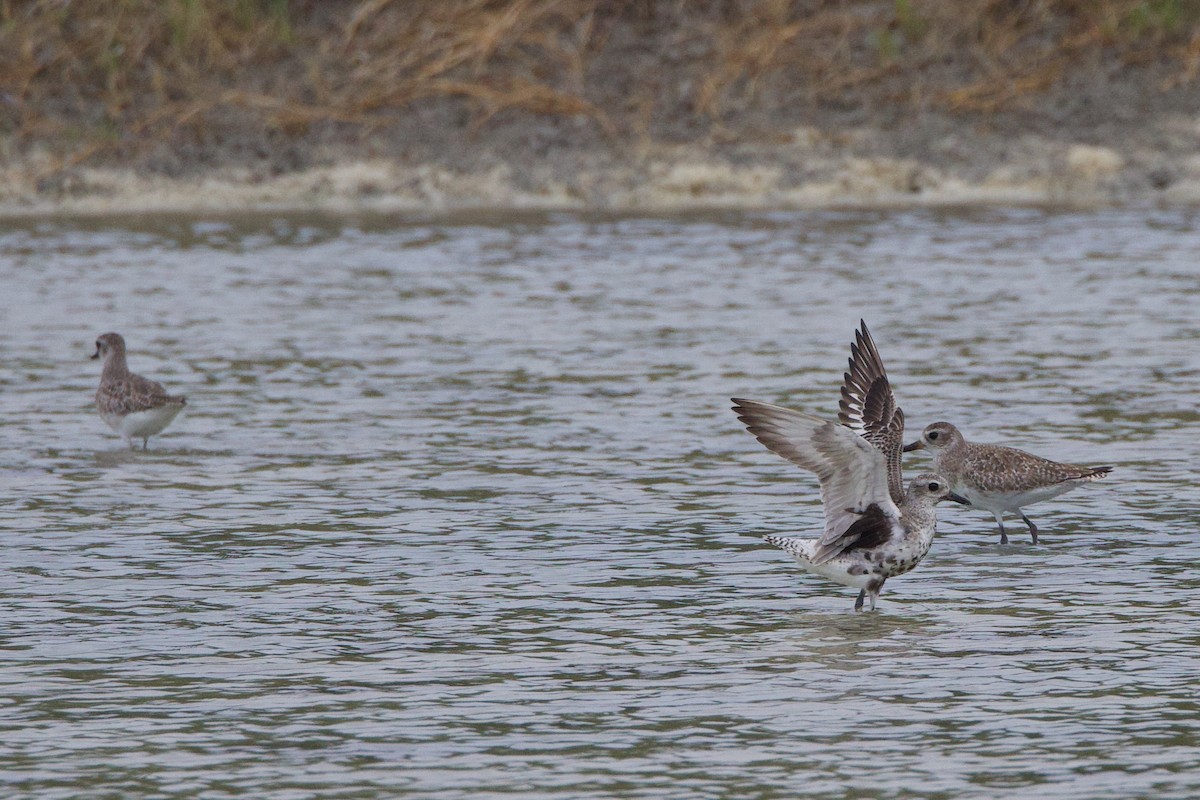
[764,535,814,562]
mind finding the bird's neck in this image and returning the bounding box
[101,352,130,380]
[926,447,953,475]
[899,497,937,536]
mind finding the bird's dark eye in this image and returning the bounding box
[927,482,940,492]
[928,431,939,441]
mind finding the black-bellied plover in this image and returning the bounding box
[732,398,967,611]
[91,332,186,449]
[903,422,1112,545]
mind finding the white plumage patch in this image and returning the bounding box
[102,404,184,441]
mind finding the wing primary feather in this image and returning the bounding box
[836,321,906,504]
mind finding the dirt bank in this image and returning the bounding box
[2,1,1199,215]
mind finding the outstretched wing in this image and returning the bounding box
[838,320,905,505]
[732,398,899,563]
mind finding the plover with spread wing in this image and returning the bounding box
[732,398,966,611]
[92,332,186,449]
[903,422,1111,545]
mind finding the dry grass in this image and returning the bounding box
[698,0,1200,113]
[1,0,1198,173]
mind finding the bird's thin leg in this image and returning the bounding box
[994,512,1008,545]
[854,590,865,612]
[1020,511,1039,545]
[142,437,149,450]
[867,580,883,612]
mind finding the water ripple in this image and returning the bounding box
[1,208,1198,799]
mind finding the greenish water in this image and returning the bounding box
[1,209,1197,799]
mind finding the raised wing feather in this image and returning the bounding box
[838,320,905,505]
[732,398,899,563]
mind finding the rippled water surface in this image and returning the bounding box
[2,208,1198,799]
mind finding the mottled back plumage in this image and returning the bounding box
[838,320,906,505]
[950,442,1111,494]
[95,373,185,417]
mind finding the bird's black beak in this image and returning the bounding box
[946,492,970,505]
[902,440,923,452]
[89,349,99,360]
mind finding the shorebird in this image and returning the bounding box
[91,332,186,449]
[903,422,1112,545]
[732,397,966,611]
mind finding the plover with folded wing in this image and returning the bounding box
[92,332,187,450]
[903,422,1111,545]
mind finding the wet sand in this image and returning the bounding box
[5,126,1199,216]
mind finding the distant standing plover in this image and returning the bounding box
[903,422,1112,545]
[732,398,967,611]
[92,332,186,449]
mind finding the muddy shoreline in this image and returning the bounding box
[0,136,1195,219]
[5,119,1199,217]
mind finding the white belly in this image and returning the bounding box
[956,483,1073,514]
[101,405,183,439]
[803,555,876,590]
[775,538,883,590]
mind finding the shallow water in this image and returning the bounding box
[1,208,1198,799]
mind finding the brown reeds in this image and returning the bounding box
[1,0,1197,174]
